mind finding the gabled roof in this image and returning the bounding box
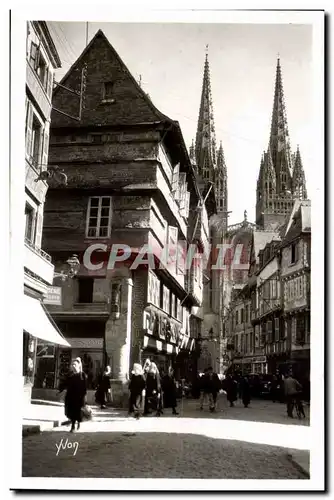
[36,22,62,68]
[281,200,311,246]
[252,230,280,264]
[52,29,174,127]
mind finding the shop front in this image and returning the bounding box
[23,293,70,403]
[54,320,106,389]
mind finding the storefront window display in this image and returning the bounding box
[23,331,37,385]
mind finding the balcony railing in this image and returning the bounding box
[46,302,110,317]
[25,238,52,262]
[73,302,109,312]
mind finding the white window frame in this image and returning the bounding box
[86,196,112,238]
[26,102,44,169]
[25,202,36,244]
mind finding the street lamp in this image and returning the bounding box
[53,254,80,281]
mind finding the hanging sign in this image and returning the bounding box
[43,286,62,305]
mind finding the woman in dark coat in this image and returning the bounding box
[239,376,251,408]
[161,367,179,415]
[128,363,146,419]
[58,357,87,432]
[144,362,163,416]
[223,374,238,407]
[95,366,112,409]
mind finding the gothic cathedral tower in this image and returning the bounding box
[256,57,308,229]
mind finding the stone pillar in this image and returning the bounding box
[104,268,133,407]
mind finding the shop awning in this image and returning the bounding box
[23,294,70,347]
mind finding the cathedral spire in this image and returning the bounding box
[195,47,217,180]
[292,145,307,199]
[269,57,293,190]
[189,139,195,163]
[256,58,297,228]
[216,140,228,217]
[257,152,265,189]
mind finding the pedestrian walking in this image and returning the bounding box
[283,373,304,418]
[199,368,209,410]
[144,362,163,416]
[95,365,112,409]
[207,367,221,412]
[128,363,146,419]
[239,376,251,408]
[222,374,238,407]
[161,366,179,415]
[58,357,87,433]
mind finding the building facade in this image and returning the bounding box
[280,200,311,391]
[225,57,310,378]
[23,21,65,403]
[42,30,211,403]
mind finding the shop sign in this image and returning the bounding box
[43,286,62,305]
[252,356,267,363]
[66,338,103,349]
[241,356,267,364]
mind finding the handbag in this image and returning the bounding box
[81,404,93,421]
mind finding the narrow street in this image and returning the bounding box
[22,399,310,479]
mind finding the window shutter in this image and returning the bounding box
[178,173,186,205]
[172,164,180,194]
[30,42,38,66]
[41,123,50,171]
[25,102,33,158]
[275,318,280,341]
[181,191,190,218]
[34,43,41,71]
[34,207,43,248]
[47,69,53,99]
[167,226,178,275]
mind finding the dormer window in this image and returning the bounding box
[102,81,115,103]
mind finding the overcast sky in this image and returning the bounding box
[47,21,313,225]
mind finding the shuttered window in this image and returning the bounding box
[171,164,180,196]
[178,172,187,207]
[34,208,43,248]
[47,69,53,99]
[274,318,280,341]
[167,226,178,276]
[41,123,50,171]
[29,41,39,68]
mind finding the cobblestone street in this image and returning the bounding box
[22,399,310,479]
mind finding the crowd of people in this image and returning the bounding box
[57,357,307,432]
[128,359,179,419]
